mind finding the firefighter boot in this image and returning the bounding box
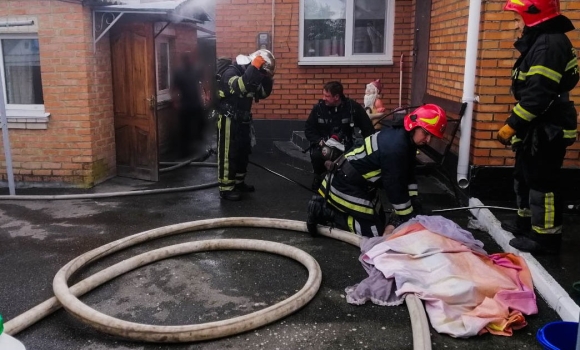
[500,215,531,236]
[306,195,335,235]
[509,231,561,255]
[220,190,242,201]
[235,182,255,193]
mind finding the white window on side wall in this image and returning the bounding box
[0,17,48,129]
[299,0,394,65]
[0,35,47,118]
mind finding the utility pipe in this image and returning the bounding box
[271,0,275,54]
[0,22,32,196]
[399,53,404,108]
[456,0,483,189]
[4,217,431,349]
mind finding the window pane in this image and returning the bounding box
[157,42,169,91]
[353,0,386,54]
[303,0,346,57]
[2,39,44,105]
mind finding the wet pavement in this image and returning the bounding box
[0,135,563,350]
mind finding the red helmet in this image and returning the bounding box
[504,0,560,27]
[404,104,447,139]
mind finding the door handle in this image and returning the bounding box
[146,95,156,109]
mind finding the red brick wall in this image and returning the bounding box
[0,0,116,187]
[428,0,469,99]
[429,0,580,168]
[215,0,416,122]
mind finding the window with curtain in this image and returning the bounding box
[299,0,394,65]
[1,38,44,105]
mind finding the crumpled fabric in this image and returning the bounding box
[345,215,536,338]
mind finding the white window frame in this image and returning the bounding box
[298,0,395,65]
[0,33,47,119]
[155,36,172,102]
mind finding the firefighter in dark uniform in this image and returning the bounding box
[306,104,448,237]
[304,81,375,190]
[498,0,578,254]
[217,49,275,201]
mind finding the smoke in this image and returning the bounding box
[170,0,216,24]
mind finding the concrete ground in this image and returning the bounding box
[0,137,562,350]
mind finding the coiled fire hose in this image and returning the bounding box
[3,217,431,349]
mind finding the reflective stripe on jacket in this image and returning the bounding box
[320,127,417,220]
[508,16,579,142]
[218,64,273,113]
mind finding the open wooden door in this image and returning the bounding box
[111,22,159,181]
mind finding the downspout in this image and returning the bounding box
[457,0,482,188]
[271,0,275,54]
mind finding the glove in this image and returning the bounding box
[497,124,516,145]
[251,55,266,70]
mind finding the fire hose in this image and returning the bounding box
[3,217,431,349]
[0,155,513,348]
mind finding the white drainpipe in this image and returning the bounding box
[457,0,483,189]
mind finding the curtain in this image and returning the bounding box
[2,39,43,105]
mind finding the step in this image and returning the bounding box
[273,140,312,172]
[291,131,310,151]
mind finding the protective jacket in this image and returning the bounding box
[304,97,374,150]
[218,63,273,113]
[216,63,273,193]
[508,15,579,146]
[320,127,417,222]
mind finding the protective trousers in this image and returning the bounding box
[339,212,385,237]
[217,113,251,192]
[309,146,327,176]
[513,139,567,235]
[307,195,385,237]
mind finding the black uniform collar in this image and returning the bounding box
[514,15,575,54]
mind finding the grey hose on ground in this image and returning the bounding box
[159,149,215,173]
[4,217,431,349]
[431,205,517,213]
[0,163,218,200]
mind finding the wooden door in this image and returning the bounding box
[111,21,159,181]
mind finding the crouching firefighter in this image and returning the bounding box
[306,104,448,237]
[216,49,275,201]
[304,81,375,190]
[498,0,579,254]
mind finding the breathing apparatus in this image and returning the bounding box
[321,135,346,162]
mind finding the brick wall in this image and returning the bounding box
[0,0,116,187]
[429,0,580,168]
[215,0,416,124]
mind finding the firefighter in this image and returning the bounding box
[306,104,448,237]
[304,81,375,190]
[216,49,275,201]
[498,0,578,254]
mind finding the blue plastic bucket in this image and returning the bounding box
[536,321,579,350]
